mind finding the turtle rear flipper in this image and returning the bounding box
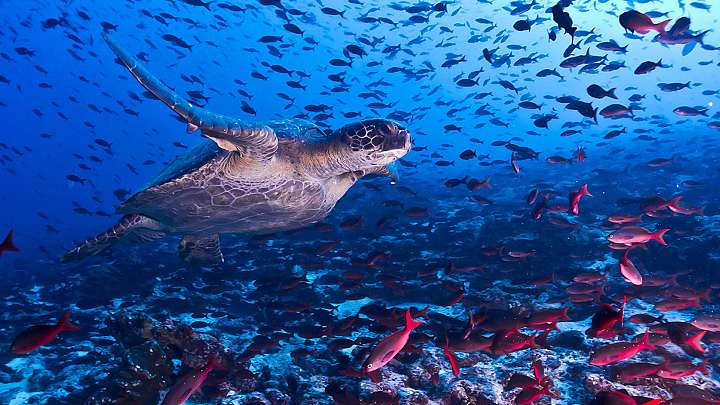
[178,234,224,266]
[102,33,277,161]
[61,214,165,262]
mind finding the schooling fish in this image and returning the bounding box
[589,331,655,366]
[587,296,626,338]
[365,309,422,372]
[162,357,222,405]
[620,251,643,286]
[619,10,670,34]
[568,183,591,215]
[586,84,617,99]
[607,226,669,246]
[443,335,460,377]
[634,59,665,75]
[10,311,80,355]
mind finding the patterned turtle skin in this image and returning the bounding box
[62,35,411,264]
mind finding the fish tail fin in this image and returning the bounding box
[1,230,20,253]
[668,195,683,211]
[485,176,492,189]
[58,311,81,332]
[656,19,671,33]
[580,183,591,197]
[608,88,617,99]
[697,30,710,45]
[687,331,706,353]
[405,309,422,331]
[443,333,460,376]
[652,228,669,245]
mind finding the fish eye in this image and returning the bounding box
[366,363,372,369]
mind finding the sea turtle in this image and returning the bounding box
[62,34,411,264]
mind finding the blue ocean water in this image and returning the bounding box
[1,0,719,403]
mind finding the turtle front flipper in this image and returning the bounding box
[102,33,278,161]
[178,234,223,266]
[61,214,165,262]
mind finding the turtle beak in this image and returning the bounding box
[382,125,411,153]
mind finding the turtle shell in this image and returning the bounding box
[143,139,221,190]
[140,119,328,190]
[266,118,330,144]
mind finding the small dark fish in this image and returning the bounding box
[321,7,345,17]
[634,59,664,75]
[586,84,617,99]
[162,34,193,50]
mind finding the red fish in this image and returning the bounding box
[526,188,540,205]
[511,153,520,174]
[568,184,591,215]
[587,296,626,337]
[0,230,20,256]
[340,215,363,230]
[608,213,644,224]
[589,331,655,366]
[467,176,492,191]
[641,195,681,213]
[527,308,571,327]
[315,240,339,255]
[365,309,422,372]
[443,335,460,377]
[462,310,479,340]
[607,226,668,246]
[667,196,705,216]
[162,357,222,405]
[10,311,80,355]
[576,145,586,162]
[614,362,661,380]
[515,384,553,405]
[619,10,670,34]
[531,359,547,385]
[531,199,547,220]
[619,251,642,285]
[666,322,707,353]
[654,297,701,312]
[405,207,430,217]
[656,359,707,379]
[491,330,537,355]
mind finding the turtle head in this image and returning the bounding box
[335,119,411,170]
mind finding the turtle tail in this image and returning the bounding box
[61,214,165,262]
